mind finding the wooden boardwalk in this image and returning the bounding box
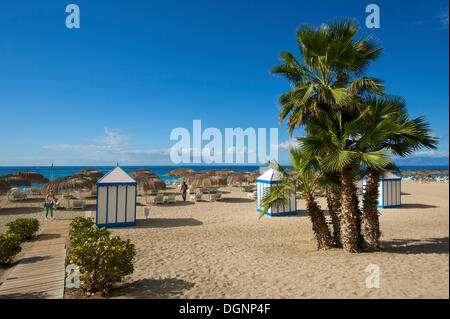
[0,220,71,299]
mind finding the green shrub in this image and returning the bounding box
[70,225,110,248]
[69,216,94,233]
[66,226,136,295]
[6,218,39,241]
[0,233,22,265]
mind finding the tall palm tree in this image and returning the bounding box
[270,19,384,135]
[260,148,334,250]
[301,109,392,252]
[357,95,438,249]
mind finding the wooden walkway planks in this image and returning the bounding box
[0,220,71,299]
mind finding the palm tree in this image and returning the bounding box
[260,148,334,250]
[357,95,438,249]
[301,109,392,252]
[270,19,385,239]
[270,19,384,135]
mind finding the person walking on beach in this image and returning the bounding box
[181,182,188,202]
[44,190,55,220]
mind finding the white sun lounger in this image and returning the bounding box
[72,200,86,210]
[190,193,202,202]
[153,194,165,204]
[166,194,176,204]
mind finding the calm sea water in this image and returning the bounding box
[1,165,448,188]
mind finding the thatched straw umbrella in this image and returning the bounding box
[8,171,49,184]
[42,176,95,195]
[217,169,236,177]
[164,168,196,177]
[189,176,227,189]
[227,173,256,185]
[72,168,104,179]
[0,180,10,194]
[0,175,31,187]
[129,169,166,194]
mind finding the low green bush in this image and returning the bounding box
[0,233,22,265]
[6,218,39,241]
[66,226,136,295]
[70,225,110,248]
[69,216,94,233]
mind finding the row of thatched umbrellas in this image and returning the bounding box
[0,167,262,195]
[399,169,449,176]
[0,171,50,194]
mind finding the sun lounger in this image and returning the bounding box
[153,194,165,204]
[7,189,27,202]
[71,200,86,210]
[190,193,202,202]
[247,191,257,200]
[165,194,176,204]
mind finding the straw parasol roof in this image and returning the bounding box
[0,175,32,187]
[42,175,95,195]
[227,173,256,184]
[164,168,197,177]
[7,171,49,184]
[129,169,166,194]
[189,175,227,188]
[72,168,104,179]
[0,180,10,194]
[140,179,167,193]
[216,169,237,177]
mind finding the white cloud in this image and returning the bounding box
[274,139,299,150]
[41,128,171,161]
[409,150,449,158]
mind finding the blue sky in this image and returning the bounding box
[0,0,448,166]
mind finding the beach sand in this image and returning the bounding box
[0,180,448,298]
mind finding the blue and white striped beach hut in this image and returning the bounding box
[362,171,402,208]
[256,168,297,216]
[96,167,137,228]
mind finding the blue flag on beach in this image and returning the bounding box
[50,161,54,181]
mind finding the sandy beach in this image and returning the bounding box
[0,180,448,299]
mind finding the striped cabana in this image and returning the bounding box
[96,167,137,228]
[363,171,402,208]
[256,169,297,216]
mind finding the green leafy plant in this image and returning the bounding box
[70,225,110,248]
[6,218,39,241]
[0,233,22,265]
[69,216,94,233]
[66,225,136,295]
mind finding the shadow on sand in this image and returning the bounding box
[136,218,203,228]
[113,278,195,298]
[0,207,43,215]
[397,203,439,209]
[220,198,255,203]
[381,237,449,254]
[150,201,195,207]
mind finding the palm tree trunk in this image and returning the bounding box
[361,169,382,250]
[326,187,342,247]
[305,194,333,250]
[350,182,364,248]
[339,166,359,253]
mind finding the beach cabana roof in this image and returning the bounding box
[380,171,401,180]
[256,168,283,183]
[97,167,136,185]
